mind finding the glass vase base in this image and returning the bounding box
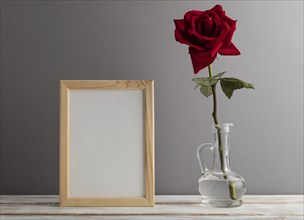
[201,198,243,207]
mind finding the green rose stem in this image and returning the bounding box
[207,65,237,200]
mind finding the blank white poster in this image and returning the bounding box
[69,89,144,197]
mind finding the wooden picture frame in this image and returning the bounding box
[59,80,154,207]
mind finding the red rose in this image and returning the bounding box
[174,5,240,74]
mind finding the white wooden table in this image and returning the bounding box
[0,195,303,219]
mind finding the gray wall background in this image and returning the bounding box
[0,1,303,195]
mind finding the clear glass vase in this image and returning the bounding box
[197,123,246,207]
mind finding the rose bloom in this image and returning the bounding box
[174,5,240,74]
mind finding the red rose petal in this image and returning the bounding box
[204,28,228,50]
[222,15,237,28]
[223,21,237,45]
[175,29,206,51]
[218,42,241,55]
[174,19,186,32]
[209,41,223,57]
[188,29,214,48]
[210,5,225,16]
[189,47,217,74]
[174,29,188,44]
[184,10,204,26]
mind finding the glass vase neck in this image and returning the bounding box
[211,123,233,172]
[212,123,233,133]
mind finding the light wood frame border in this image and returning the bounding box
[60,80,154,207]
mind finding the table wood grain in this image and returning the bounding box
[0,195,303,219]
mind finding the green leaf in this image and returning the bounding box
[200,86,213,97]
[192,77,217,87]
[213,71,226,78]
[194,83,200,90]
[220,77,254,99]
[192,77,218,98]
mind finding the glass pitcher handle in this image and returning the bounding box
[197,143,213,174]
